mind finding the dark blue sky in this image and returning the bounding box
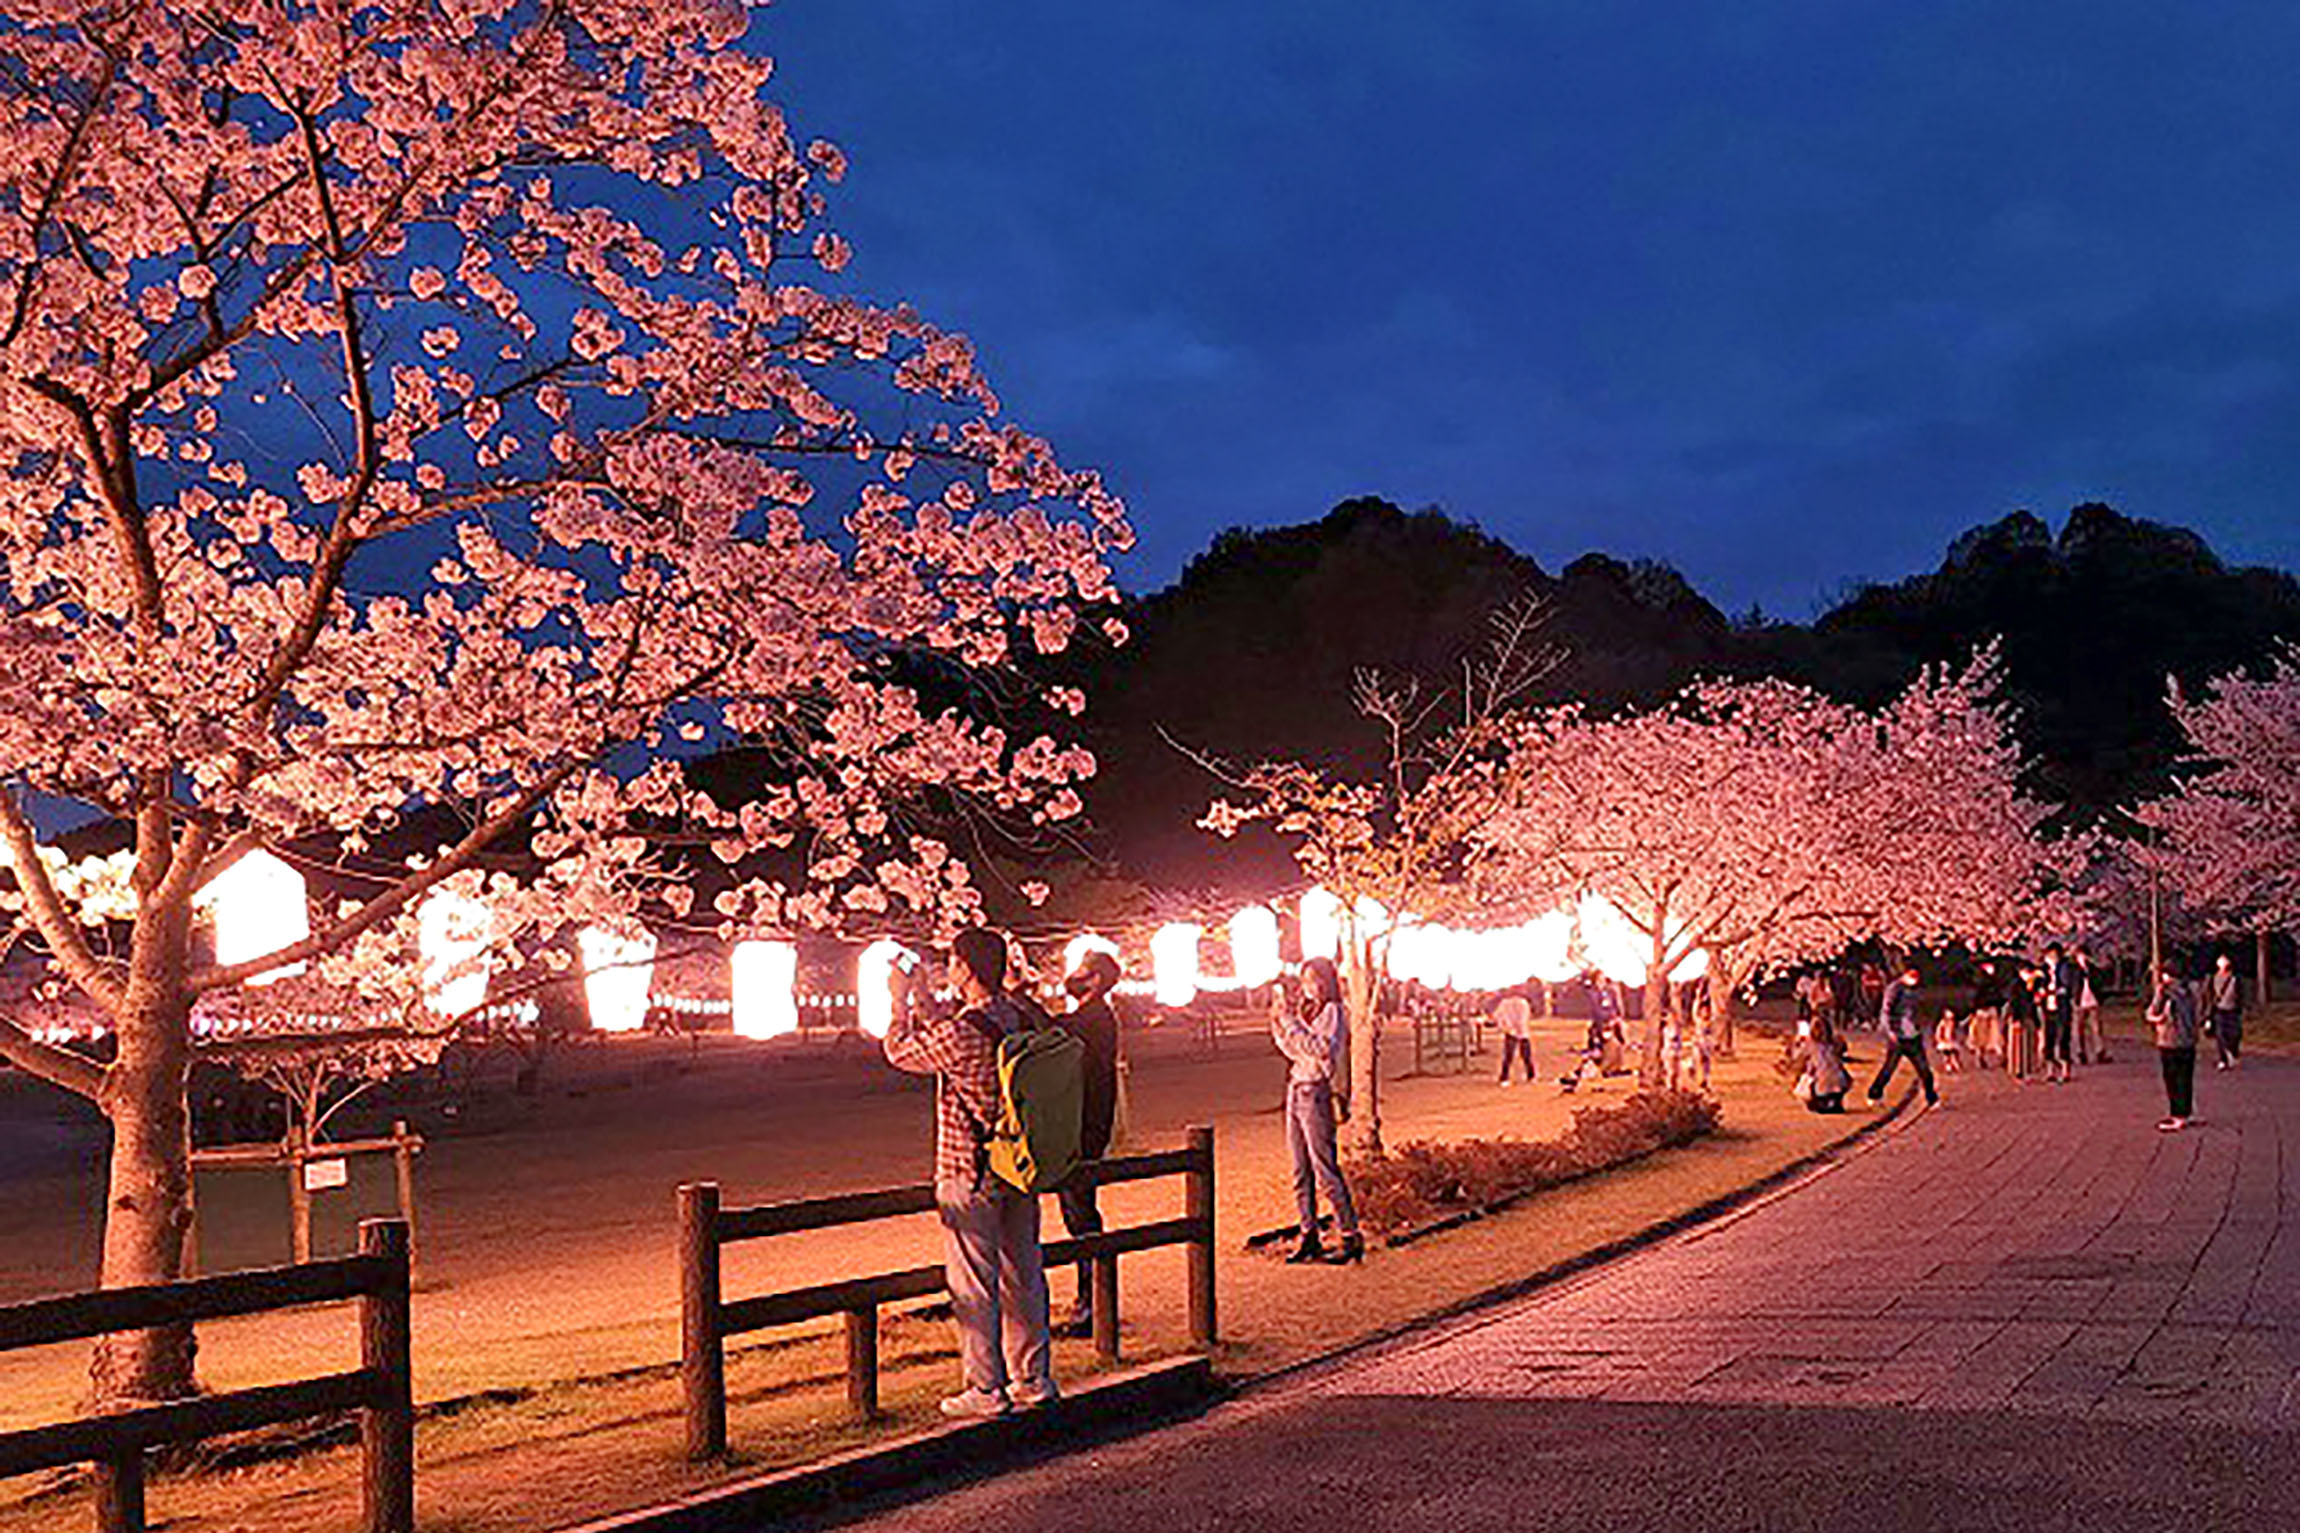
[768,2,2300,617]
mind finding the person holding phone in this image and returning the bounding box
[1274,958,1362,1265]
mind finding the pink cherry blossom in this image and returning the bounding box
[0,0,1129,1404]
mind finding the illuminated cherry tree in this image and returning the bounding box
[0,0,1124,1403]
[1201,598,1552,1154]
[2139,648,2300,962]
[1477,656,2072,1083]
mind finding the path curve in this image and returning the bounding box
[821,1055,2300,1533]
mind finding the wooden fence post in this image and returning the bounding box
[679,1182,726,1460]
[1185,1124,1216,1350]
[844,1306,879,1420]
[93,1450,145,1533]
[358,1218,414,1533]
[1091,1256,1121,1364]
[391,1120,419,1276]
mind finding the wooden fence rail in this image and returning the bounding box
[0,1219,413,1533]
[679,1124,1215,1460]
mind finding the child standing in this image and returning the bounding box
[1934,1010,1965,1073]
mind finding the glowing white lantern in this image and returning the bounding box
[857,938,911,1039]
[1352,895,1392,943]
[199,849,309,985]
[417,891,492,1016]
[732,939,799,1039]
[1228,905,1282,989]
[1385,921,1442,988]
[578,925,657,1033]
[1063,933,1122,976]
[1299,887,1343,962]
[1150,923,1202,1007]
[1573,896,1707,986]
[1576,894,1649,986]
[1526,909,1579,984]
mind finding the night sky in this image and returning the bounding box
[768,2,2300,617]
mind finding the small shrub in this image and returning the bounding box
[1344,1090,1723,1239]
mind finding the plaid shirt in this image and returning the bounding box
[884,999,1012,1192]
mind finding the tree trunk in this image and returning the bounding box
[1709,964,1737,1059]
[1639,929,1669,1090]
[2258,929,2274,1008]
[92,980,200,1405]
[1341,940,1383,1158]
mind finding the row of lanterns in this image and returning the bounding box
[193,853,1711,1043]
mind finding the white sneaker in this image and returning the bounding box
[1011,1378,1060,1410]
[939,1388,1011,1420]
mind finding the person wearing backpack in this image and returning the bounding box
[883,928,1063,1419]
[1275,957,1363,1265]
[1052,950,1122,1338]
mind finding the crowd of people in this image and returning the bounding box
[1787,944,2255,1134]
[879,924,2262,1418]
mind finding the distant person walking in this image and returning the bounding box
[2074,945,2108,1064]
[1866,961,1941,1108]
[2147,965,2200,1131]
[1491,986,1538,1086]
[2040,943,2077,1084]
[884,929,1056,1418]
[1053,950,1122,1337]
[2204,952,2244,1070]
[1274,959,1362,1265]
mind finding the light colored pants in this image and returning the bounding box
[2077,1003,2104,1059]
[936,1179,1052,1399]
[1286,1081,1358,1239]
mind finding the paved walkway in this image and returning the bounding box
[828,1053,2300,1532]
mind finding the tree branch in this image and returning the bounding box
[0,1012,105,1100]
[0,792,124,1014]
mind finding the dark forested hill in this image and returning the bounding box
[1773,503,2300,817]
[1067,497,2300,894]
[1070,497,1754,890]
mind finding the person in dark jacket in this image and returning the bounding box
[1866,961,1940,1107]
[2203,952,2244,1070]
[2041,943,2077,1084]
[1053,951,1122,1336]
[2004,962,2042,1078]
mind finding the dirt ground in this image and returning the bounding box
[0,1003,1921,1532]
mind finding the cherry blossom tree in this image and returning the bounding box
[1200,598,1553,1154]
[2139,647,2300,988]
[1476,655,2073,1084]
[0,0,1125,1404]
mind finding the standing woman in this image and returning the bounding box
[2147,964,2199,1131]
[1274,958,1364,1265]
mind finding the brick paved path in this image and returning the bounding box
[830,1055,2300,1533]
[1342,1057,2300,1423]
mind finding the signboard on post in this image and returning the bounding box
[303,1157,350,1192]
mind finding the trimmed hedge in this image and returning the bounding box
[1344,1090,1723,1241]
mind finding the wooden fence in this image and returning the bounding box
[0,1219,414,1533]
[193,1119,424,1269]
[678,1125,1215,1460]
